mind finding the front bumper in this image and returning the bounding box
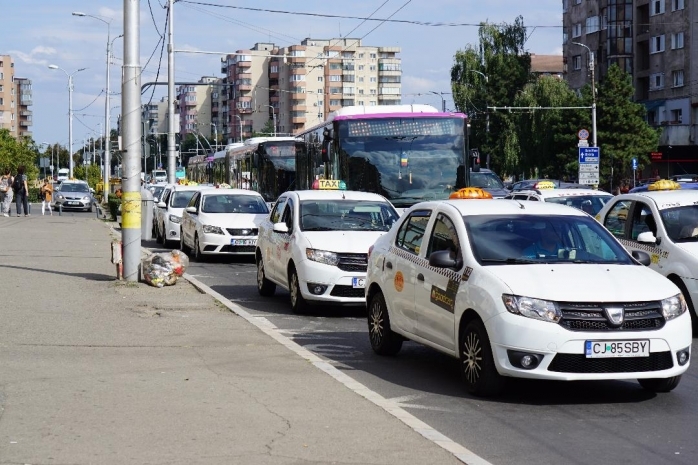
[54,198,92,210]
[296,258,366,305]
[199,232,257,255]
[485,310,692,381]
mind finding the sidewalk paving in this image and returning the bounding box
[0,215,464,465]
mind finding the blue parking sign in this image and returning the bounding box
[579,147,600,164]
[632,158,638,170]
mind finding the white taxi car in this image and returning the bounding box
[596,180,698,332]
[256,180,400,313]
[366,187,692,397]
[155,184,206,247]
[504,183,613,216]
[180,188,269,260]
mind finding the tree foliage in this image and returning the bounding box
[0,129,39,179]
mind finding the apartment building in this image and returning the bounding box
[562,0,697,175]
[531,54,564,79]
[221,38,401,142]
[176,76,225,144]
[0,55,33,139]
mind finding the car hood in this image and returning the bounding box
[484,264,679,302]
[198,212,267,229]
[302,231,387,254]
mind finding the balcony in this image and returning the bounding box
[292,115,306,124]
[378,94,402,100]
[19,120,31,127]
[291,104,307,112]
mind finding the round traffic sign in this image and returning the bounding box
[577,128,590,140]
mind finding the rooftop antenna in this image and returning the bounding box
[339,21,342,38]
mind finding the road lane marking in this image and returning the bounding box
[387,394,450,412]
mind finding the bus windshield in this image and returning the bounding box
[337,117,465,207]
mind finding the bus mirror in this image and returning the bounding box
[323,128,334,140]
[321,139,331,163]
[470,148,481,172]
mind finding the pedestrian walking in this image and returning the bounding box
[13,165,29,217]
[0,168,13,216]
[40,178,53,216]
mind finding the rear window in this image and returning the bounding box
[170,191,197,208]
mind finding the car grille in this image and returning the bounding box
[336,253,368,272]
[558,301,665,332]
[548,352,674,373]
[226,228,258,236]
[219,245,255,253]
[330,285,365,298]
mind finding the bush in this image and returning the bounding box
[27,187,41,203]
[107,193,121,220]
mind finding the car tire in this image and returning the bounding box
[368,291,403,356]
[288,266,307,314]
[192,234,203,261]
[638,376,682,393]
[460,319,505,397]
[256,255,276,296]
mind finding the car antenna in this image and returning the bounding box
[514,198,525,209]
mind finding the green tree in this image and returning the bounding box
[253,119,276,137]
[0,129,39,179]
[451,16,532,176]
[74,163,102,188]
[596,64,659,190]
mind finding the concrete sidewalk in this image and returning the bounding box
[0,215,465,465]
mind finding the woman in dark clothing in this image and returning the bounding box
[14,165,29,217]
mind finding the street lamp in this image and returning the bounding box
[209,122,218,151]
[262,104,277,136]
[429,91,446,112]
[48,64,87,179]
[73,11,120,198]
[234,115,244,143]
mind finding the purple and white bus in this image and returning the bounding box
[294,104,469,207]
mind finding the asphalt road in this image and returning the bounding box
[146,242,697,465]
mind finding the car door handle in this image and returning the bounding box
[417,273,424,282]
[386,261,393,269]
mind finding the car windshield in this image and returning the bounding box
[202,194,269,214]
[465,214,634,265]
[300,200,399,232]
[171,191,197,208]
[470,172,505,189]
[659,205,698,242]
[59,183,89,193]
[149,186,165,199]
[544,194,613,215]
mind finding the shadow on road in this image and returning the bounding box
[0,264,115,282]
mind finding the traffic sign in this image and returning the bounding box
[577,139,589,148]
[579,163,599,172]
[577,128,590,140]
[579,147,600,164]
[579,172,599,179]
[631,158,638,170]
[578,178,599,185]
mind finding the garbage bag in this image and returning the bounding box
[142,250,189,287]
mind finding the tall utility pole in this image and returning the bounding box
[166,0,177,185]
[429,91,446,112]
[263,104,277,136]
[121,0,142,281]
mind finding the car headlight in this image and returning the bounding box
[169,214,181,224]
[57,195,64,200]
[306,248,339,266]
[661,294,688,320]
[82,196,91,201]
[202,224,224,235]
[502,294,561,323]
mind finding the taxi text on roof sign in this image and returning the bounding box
[449,187,493,200]
[648,179,681,191]
[535,181,556,190]
[312,179,347,190]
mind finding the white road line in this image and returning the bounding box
[183,273,494,465]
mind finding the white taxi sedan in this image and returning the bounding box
[505,186,613,216]
[596,180,698,332]
[366,188,692,397]
[255,185,399,313]
[155,184,207,247]
[180,188,269,260]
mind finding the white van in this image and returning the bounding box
[151,169,167,183]
[57,168,69,182]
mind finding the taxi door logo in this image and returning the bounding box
[394,271,404,292]
[430,279,459,313]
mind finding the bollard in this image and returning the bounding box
[111,240,123,280]
[59,203,62,216]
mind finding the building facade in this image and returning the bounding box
[221,38,401,143]
[176,76,224,144]
[0,55,33,139]
[562,0,697,176]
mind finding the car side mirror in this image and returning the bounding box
[185,206,197,214]
[428,250,463,269]
[89,188,95,193]
[637,231,657,245]
[157,201,167,208]
[153,197,159,203]
[631,250,651,266]
[273,222,289,234]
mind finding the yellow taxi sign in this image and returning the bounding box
[449,187,493,200]
[535,181,556,190]
[648,179,681,191]
[312,179,347,190]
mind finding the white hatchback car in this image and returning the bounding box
[180,188,269,260]
[154,184,207,247]
[255,186,399,313]
[366,190,692,397]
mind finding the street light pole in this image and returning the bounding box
[429,91,446,112]
[263,104,276,136]
[210,122,218,151]
[48,65,87,179]
[234,115,244,142]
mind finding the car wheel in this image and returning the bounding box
[288,266,307,314]
[368,291,403,356]
[638,376,682,393]
[460,319,505,397]
[256,255,276,297]
[193,234,203,261]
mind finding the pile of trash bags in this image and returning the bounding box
[142,250,189,287]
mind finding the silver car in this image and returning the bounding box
[53,181,94,212]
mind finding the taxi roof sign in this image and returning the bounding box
[534,181,556,190]
[648,179,681,191]
[312,179,347,190]
[449,187,493,200]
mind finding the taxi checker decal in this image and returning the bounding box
[389,246,464,282]
[619,238,669,259]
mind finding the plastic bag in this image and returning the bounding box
[142,250,189,287]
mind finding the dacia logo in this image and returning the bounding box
[603,306,624,327]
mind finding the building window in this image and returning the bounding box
[585,16,599,34]
[647,110,657,125]
[370,89,376,95]
[563,32,568,45]
[358,89,364,94]
[358,65,364,71]
[563,0,569,13]
[651,0,665,15]
[650,73,664,90]
[270,65,279,73]
[330,99,341,106]
[369,65,376,71]
[671,109,682,123]
[672,69,684,87]
[672,0,684,11]
[572,23,582,38]
[358,100,365,105]
[369,101,376,106]
[358,53,364,58]
[359,77,364,83]
[290,74,306,82]
[650,35,665,53]
[574,0,582,4]
[318,88,323,94]
[370,53,377,59]
[671,32,684,49]
[572,55,582,70]
[370,77,377,83]
[329,75,341,82]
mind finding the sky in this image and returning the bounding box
[1,0,563,150]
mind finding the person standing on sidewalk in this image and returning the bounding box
[40,178,53,216]
[0,169,12,216]
[13,165,29,217]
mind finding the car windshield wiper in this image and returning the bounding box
[480,257,540,264]
[302,226,336,231]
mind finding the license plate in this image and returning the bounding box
[352,277,366,289]
[66,201,79,205]
[231,239,256,246]
[585,340,650,358]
